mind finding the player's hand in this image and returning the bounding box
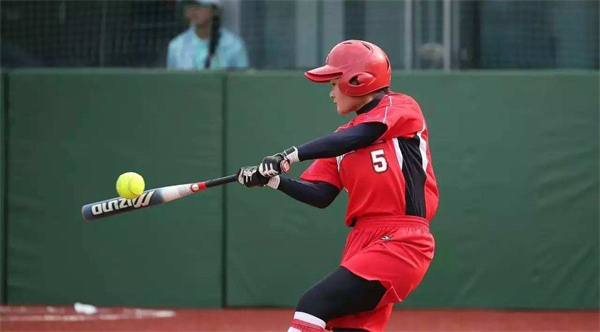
[258,147,298,178]
[237,166,269,188]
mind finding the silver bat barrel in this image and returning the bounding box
[81,184,195,222]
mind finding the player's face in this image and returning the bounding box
[185,4,213,26]
[330,79,363,115]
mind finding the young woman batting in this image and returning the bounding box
[237,40,439,332]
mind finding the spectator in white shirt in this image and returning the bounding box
[167,0,248,70]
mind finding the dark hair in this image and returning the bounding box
[204,5,221,69]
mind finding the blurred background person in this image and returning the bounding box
[418,43,445,70]
[167,0,248,70]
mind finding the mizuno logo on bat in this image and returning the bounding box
[91,191,155,215]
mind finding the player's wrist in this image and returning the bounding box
[282,146,300,164]
[266,176,280,189]
[259,147,298,178]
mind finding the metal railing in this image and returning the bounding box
[1,0,598,70]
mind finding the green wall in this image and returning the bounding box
[0,72,5,303]
[2,71,598,309]
[225,72,599,309]
[6,71,224,307]
[225,73,351,306]
[393,73,599,308]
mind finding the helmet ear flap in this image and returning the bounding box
[352,72,375,86]
[339,71,376,96]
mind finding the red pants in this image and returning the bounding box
[327,216,435,332]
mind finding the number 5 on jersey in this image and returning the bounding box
[370,149,388,173]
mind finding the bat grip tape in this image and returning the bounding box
[205,174,238,188]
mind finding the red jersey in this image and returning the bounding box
[300,93,439,226]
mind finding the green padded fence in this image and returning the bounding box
[0,72,6,303]
[6,71,224,307]
[2,71,598,309]
[392,72,599,308]
[225,72,599,309]
[225,72,351,306]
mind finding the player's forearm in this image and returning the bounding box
[296,123,387,161]
[257,123,386,179]
[271,177,340,209]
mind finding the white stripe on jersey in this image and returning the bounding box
[393,137,404,170]
[383,95,393,124]
[383,106,388,124]
[416,122,429,171]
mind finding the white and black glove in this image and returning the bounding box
[258,147,299,178]
[237,166,269,188]
[237,166,280,189]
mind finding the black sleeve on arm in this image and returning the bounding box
[297,122,387,161]
[277,177,341,209]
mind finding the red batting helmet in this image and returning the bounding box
[305,40,391,97]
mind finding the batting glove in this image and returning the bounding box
[237,166,269,188]
[258,147,299,178]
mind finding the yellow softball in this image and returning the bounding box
[116,172,145,199]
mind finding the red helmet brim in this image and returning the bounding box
[304,65,343,83]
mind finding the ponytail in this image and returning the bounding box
[204,5,221,69]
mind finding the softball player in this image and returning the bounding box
[237,40,439,332]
